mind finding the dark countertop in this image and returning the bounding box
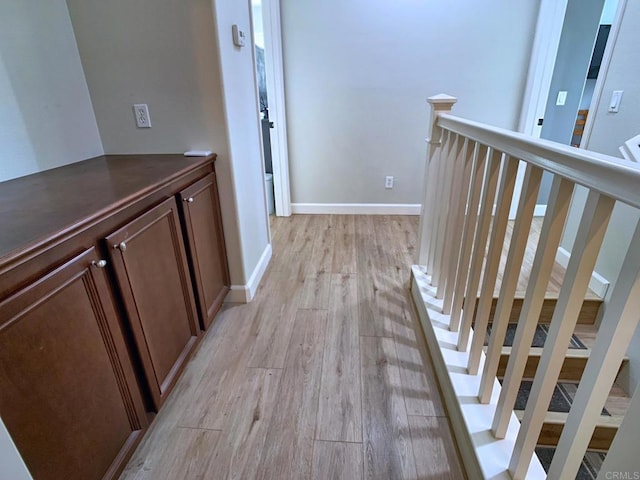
[0,154,215,266]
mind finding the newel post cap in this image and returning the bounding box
[427,94,458,109]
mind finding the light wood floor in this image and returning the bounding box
[496,218,599,299]
[120,215,466,480]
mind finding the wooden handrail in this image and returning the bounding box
[437,112,640,208]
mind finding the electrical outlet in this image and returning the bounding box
[133,104,151,128]
[385,176,394,189]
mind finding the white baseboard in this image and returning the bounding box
[555,246,610,298]
[225,243,272,303]
[534,204,547,217]
[291,203,421,215]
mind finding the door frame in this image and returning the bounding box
[261,0,292,217]
[511,0,568,219]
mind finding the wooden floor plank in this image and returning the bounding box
[246,270,302,368]
[332,215,357,274]
[358,268,397,338]
[316,274,362,442]
[120,427,221,480]
[177,304,259,430]
[391,287,446,417]
[300,272,332,310]
[312,441,364,480]
[361,336,417,480]
[209,368,282,479]
[307,215,334,275]
[408,415,467,479]
[255,309,327,479]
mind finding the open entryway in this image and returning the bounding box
[250,0,292,218]
[512,0,625,219]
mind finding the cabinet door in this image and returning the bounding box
[106,197,199,410]
[0,248,148,480]
[179,172,230,330]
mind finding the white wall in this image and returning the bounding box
[560,0,640,393]
[66,0,269,287]
[0,0,103,182]
[281,0,539,205]
[211,0,270,283]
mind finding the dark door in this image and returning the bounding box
[179,173,230,330]
[0,248,148,480]
[106,197,199,410]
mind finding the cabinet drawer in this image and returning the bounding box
[179,172,230,330]
[0,248,148,480]
[106,197,200,410]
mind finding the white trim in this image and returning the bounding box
[263,0,292,217]
[619,134,640,163]
[511,0,567,220]
[581,0,629,150]
[534,204,547,217]
[555,246,610,297]
[518,0,568,137]
[225,243,272,303]
[410,267,546,479]
[291,203,421,215]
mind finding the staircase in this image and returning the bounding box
[411,94,640,479]
[472,221,632,477]
[487,300,630,471]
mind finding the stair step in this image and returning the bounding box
[471,296,603,326]
[496,347,629,381]
[515,410,622,450]
[485,323,588,349]
[535,446,607,478]
[497,347,590,381]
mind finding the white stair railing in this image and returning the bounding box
[411,94,640,480]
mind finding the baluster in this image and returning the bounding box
[548,219,640,479]
[598,385,640,477]
[492,176,574,438]
[441,140,477,312]
[432,133,458,288]
[437,137,469,300]
[478,163,542,402]
[509,190,615,480]
[467,155,519,374]
[457,148,502,351]
[449,144,488,332]
[417,95,457,267]
[420,136,443,271]
[427,130,452,278]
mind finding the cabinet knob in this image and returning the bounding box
[115,241,127,251]
[184,197,194,203]
[91,259,107,268]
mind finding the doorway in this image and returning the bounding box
[513,0,625,217]
[250,0,292,217]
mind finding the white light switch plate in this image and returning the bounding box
[556,91,567,106]
[609,90,623,113]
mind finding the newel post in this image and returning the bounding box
[417,94,458,268]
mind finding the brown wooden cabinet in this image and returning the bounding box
[0,248,148,480]
[179,172,230,330]
[106,197,200,410]
[0,155,230,480]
